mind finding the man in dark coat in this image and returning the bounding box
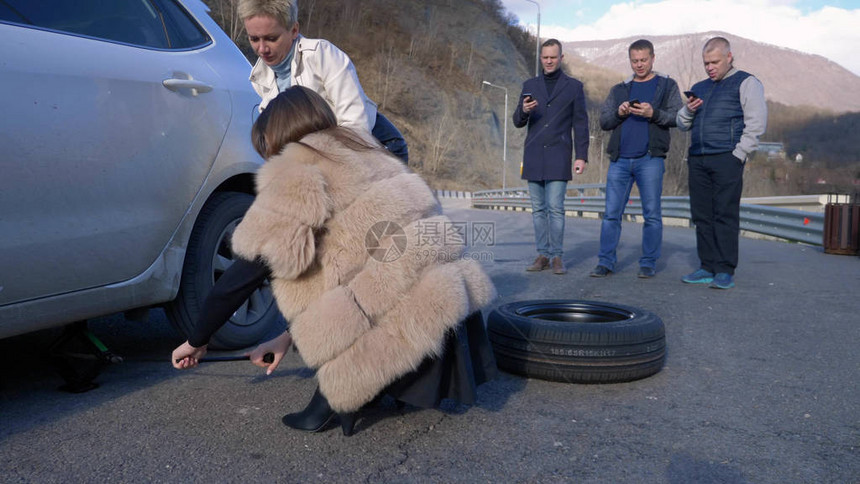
[513,39,589,275]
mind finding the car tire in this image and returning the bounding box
[166,192,281,350]
[487,300,665,383]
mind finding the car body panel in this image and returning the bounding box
[0,24,232,305]
[0,0,265,340]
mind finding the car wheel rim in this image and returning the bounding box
[514,301,635,323]
[211,218,275,328]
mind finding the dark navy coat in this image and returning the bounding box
[513,72,589,181]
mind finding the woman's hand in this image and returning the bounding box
[172,341,208,369]
[248,331,293,375]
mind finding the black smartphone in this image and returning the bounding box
[522,92,534,102]
[684,91,697,99]
[629,99,640,107]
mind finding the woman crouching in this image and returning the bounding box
[172,86,497,436]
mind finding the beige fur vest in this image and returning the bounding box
[231,131,496,412]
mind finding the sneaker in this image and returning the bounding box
[681,269,714,284]
[710,273,735,289]
[551,257,567,275]
[589,265,612,277]
[637,266,656,278]
[526,255,549,272]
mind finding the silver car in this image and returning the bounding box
[0,0,279,349]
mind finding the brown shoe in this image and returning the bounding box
[551,257,566,275]
[526,255,550,272]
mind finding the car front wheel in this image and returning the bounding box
[166,192,281,349]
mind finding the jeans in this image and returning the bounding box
[598,155,664,270]
[528,180,567,258]
[372,112,409,164]
[688,152,744,275]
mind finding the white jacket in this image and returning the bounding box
[249,35,377,132]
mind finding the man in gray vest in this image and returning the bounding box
[676,36,767,289]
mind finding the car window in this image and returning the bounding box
[0,0,209,49]
[151,0,210,49]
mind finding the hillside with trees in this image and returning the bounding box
[205,0,860,196]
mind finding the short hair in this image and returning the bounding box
[628,39,654,57]
[237,0,298,29]
[703,36,731,55]
[541,38,562,55]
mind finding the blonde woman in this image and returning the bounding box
[238,0,408,162]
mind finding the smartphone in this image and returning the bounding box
[522,92,534,102]
[629,99,640,107]
[684,91,697,99]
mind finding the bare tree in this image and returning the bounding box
[673,35,702,93]
[428,104,459,175]
[210,0,244,42]
[378,43,399,110]
[663,129,690,196]
[586,106,608,185]
[304,0,316,34]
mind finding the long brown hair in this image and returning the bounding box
[252,86,386,160]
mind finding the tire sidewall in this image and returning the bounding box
[487,299,666,383]
[167,192,280,349]
[490,299,661,343]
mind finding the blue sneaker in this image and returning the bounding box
[681,269,714,284]
[710,273,735,289]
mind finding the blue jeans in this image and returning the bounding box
[528,180,567,258]
[372,112,408,164]
[598,155,664,270]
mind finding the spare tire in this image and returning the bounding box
[487,300,665,383]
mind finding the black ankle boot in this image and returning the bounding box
[282,386,357,436]
[339,412,357,436]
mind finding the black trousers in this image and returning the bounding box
[687,152,744,275]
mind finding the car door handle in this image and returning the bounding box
[162,78,213,94]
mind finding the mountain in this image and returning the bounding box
[563,32,860,113]
[203,3,857,194]
[207,0,536,190]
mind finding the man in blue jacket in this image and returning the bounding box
[590,39,682,279]
[676,36,767,289]
[514,39,589,275]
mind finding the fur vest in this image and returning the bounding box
[231,131,496,412]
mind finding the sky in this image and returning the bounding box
[501,0,860,75]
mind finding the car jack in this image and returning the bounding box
[47,321,123,393]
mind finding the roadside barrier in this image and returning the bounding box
[471,186,825,246]
[435,190,472,199]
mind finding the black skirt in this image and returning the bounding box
[382,311,498,408]
[188,258,497,408]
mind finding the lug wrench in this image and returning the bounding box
[176,353,274,364]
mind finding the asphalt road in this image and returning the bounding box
[1,198,858,483]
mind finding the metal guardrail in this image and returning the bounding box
[434,190,472,199]
[472,186,825,246]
